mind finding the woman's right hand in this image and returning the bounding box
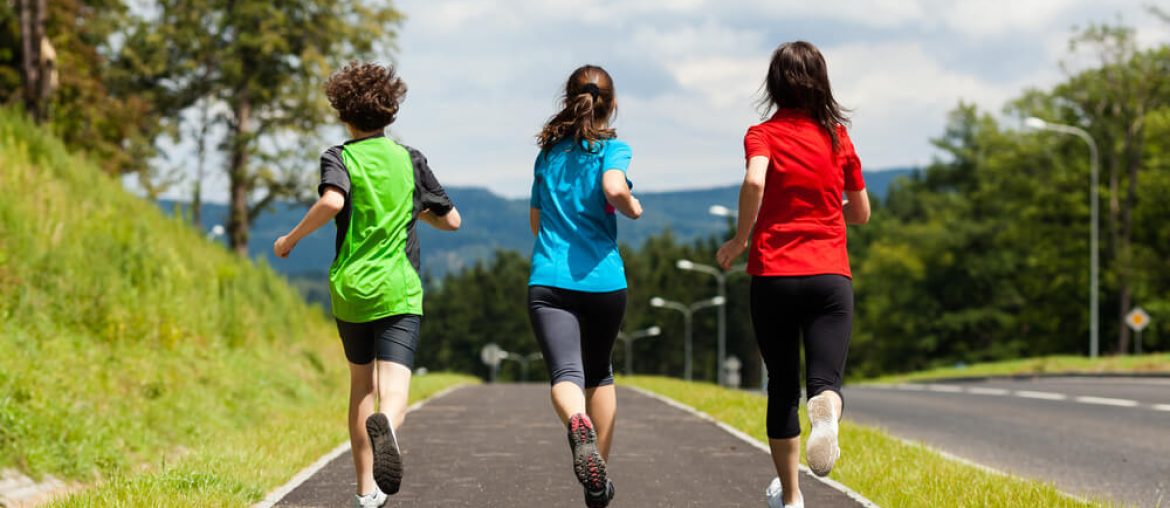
[626,196,643,219]
[716,237,748,270]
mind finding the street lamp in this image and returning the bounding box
[709,204,766,390]
[1025,116,1100,358]
[617,326,661,376]
[676,259,731,385]
[709,204,735,217]
[650,295,725,381]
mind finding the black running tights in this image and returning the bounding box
[750,274,853,439]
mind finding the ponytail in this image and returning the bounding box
[537,65,617,151]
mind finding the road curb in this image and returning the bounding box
[624,385,880,508]
[252,383,471,508]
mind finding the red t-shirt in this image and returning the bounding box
[743,110,865,278]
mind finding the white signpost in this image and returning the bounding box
[1125,307,1151,355]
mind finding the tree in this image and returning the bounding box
[1017,22,1170,353]
[121,0,402,255]
[2,0,163,177]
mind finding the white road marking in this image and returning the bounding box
[968,387,1009,396]
[927,384,964,393]
[1013,390,1067,401]
[860,381,1170,412]
[1074,396,1139,407]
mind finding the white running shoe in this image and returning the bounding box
[806,392,841,477]
[765,477,804,508]
[765,477,785,508]
[352,488,388,508]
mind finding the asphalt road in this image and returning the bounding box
[845,375,1170,507]
[274,384,862,507]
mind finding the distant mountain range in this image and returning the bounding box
[162,167,915,278]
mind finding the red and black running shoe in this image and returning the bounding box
[366,413,403,495]
[566,413,608,501]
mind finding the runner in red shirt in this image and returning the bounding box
[716,41,871,508]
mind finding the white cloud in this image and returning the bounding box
[156,0,1168,202]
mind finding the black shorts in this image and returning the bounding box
[335,314,422,367]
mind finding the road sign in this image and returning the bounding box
[1125,307,1150,332]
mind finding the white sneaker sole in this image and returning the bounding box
[806,394,840,477]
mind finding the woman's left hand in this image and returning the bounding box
[716,238,747,271]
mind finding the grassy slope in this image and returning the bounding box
[624,376,1104,508]
[0,109,476,505]
[867,353,1170,384]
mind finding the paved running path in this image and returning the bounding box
[275,384,862,507]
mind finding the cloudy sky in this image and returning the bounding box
[142,1,1167,202]
[386,0,1165,198]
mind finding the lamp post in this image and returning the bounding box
[1025,116,1100,358]
[650,295,725,381]
[709,203,767,391]
[617,326,661,376]
[676,259,730,385]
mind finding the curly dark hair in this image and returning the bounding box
[325,62,407,133]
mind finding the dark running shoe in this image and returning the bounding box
[366,413,403,495]
[584,479,615,508]
[567,413,608,497]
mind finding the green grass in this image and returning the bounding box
[866,354,1170,385]
[43,373,477,507]
[624,376,1106,508]
[0,107,478,505]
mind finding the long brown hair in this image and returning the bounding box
[537,65,617,151]
[758,41,849,149]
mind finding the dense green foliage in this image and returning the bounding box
[851,28,1169,376]
[0,108,340,486]
[422,28,1170,381]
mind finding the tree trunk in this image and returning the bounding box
[18,0,43,121]
[1115,115,1144,354]
[192,99,212,228]
[227,94,253,257]
[192,181,203,227]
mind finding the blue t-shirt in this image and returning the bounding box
[528,138,632,292]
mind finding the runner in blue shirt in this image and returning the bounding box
[527,65,641,508]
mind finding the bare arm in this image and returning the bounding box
[602,170,642,219]
[529,208,540,236]
[274,187,345,258]
[843,189,871,225]
[419,207,462,231]
[716,156,768,270]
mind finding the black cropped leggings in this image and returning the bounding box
[528,286,627,389]
[750,274,853,439]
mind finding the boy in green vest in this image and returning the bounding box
[274,62,461,508]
